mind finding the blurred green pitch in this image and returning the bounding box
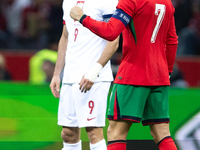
[0,82,200,150]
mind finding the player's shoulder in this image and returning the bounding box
[62,0,68,9]
[62,0,67,5]
[101,0,118,11]
[99,0,118,7]
[157,0,175,13]
[99,0,117,3]
[154,0,174,7]
[62,0,73,9]
[144,0,174,11]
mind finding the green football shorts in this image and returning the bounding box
[107,84,170,126]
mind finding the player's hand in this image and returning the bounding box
[79,75,94,93]
[79,63,102,93]
[49,75,61,98]
[70,6,84,21]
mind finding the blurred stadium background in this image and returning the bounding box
[0,0,200,150]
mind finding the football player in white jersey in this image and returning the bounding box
[49,0,119,150]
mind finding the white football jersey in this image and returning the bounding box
[62,0,118,83]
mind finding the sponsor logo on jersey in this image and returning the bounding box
[87,117,96,121]
[118,76,122,80]
[76,1,85,9]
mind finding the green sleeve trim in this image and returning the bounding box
[129,19,137,44]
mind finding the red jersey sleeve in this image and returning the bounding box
[117,0,136,17]
[166,9,178,73]
[82,16,125,41]
[81,0,135,41]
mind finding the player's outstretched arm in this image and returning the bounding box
[50,25,68,98]
[79,36,120,93]
[70,6,131,41]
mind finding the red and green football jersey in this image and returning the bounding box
[82,0,178,86]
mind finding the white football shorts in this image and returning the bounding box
[58,82,111,128]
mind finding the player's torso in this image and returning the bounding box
[63,0,107,51]
[62,0,116,83]
[115,0,175,85]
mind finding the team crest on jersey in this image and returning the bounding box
[76,1,85,9]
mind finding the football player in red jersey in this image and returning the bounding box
[70,0,178,149]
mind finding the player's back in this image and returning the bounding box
[114,0,178,86]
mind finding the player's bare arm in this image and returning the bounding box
[70,6,84,21]
[79,36,120,93]
[50,25,68,98]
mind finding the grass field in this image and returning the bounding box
[0,82,200,150]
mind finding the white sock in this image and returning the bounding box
[89,139,107,150]
[62,140,82,150]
